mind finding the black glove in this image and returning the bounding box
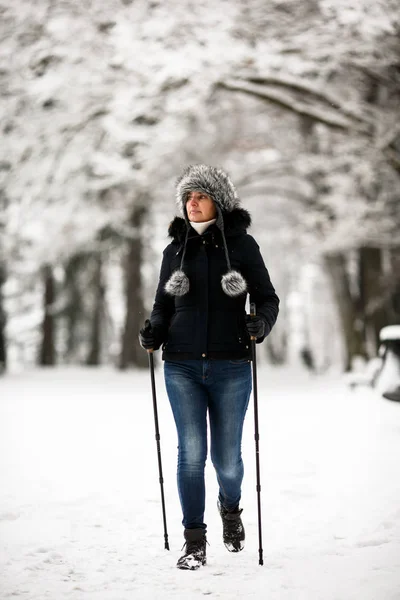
[245,314,266,339]
[139,319,155,350]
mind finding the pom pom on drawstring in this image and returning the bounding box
[221,270,247,297]
[165,269,190,296]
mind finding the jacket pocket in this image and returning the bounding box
[209,311,242,347]
[166,309,194,348]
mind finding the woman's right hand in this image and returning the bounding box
[139,320,155,350]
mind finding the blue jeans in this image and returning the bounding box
[164,359,252,530]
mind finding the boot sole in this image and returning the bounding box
[177,557,207,570]
[224,540,245,553]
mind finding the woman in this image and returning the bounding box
[139,164,279,570]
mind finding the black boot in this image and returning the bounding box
[218,500,245,552]
[176,528,207,570]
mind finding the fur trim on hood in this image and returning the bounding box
[176,164,240,216]
[168,208,251,242]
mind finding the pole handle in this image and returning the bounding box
[144,319,154,353]
[250,303,257,341]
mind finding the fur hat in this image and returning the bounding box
[165,164,247,298]
[176,164,241,215]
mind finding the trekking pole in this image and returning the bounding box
[249,303,264,566]
[145,321,170,551]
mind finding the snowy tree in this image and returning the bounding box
[0,0,249,369]
[218,0,400,367]
[2,0,399,371]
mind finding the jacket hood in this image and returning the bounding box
[176,164,241,216]
[168,208,252,242]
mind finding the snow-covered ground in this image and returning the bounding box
[0,365,399,600]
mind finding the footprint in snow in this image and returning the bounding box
[355,538,389,548]
[0,512,20,522]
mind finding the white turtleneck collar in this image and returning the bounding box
[190,218,217,236]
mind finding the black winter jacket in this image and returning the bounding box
[150,208,279,361]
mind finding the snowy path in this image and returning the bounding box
[0,366,400,600]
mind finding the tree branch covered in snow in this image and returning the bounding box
[218,78,371,133]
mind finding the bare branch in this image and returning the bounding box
[241,73,372,125]
[218,79,372,135]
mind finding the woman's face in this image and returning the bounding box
[186,191,217,222]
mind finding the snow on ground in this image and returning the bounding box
[0,365,400,600]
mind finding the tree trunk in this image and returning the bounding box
[39,265,56,366]
[86,253,105,366]
[324,253,366,370]
[119,206,148,369]
[0,264,6,374]
[64,254,85,362]
[387,247,400,324]
[358,246,387,355]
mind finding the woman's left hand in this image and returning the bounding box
[245,315,266,339]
